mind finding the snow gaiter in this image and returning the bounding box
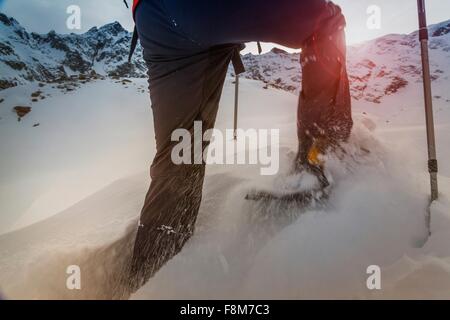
[296,6,353,166]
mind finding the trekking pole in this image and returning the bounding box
[417,0,438,234]
[233,74,239,140]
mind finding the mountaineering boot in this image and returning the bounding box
[245,136,332,203]
[294,135,331,190]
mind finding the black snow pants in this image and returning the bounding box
[130,0,353,287]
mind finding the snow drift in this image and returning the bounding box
[0,77,449,299]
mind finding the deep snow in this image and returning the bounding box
[0,74,449,299]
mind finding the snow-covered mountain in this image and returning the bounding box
[0,13,146,90]
[239,20,450,103]
[1,12,450,104]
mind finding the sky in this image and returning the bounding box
[1,0,450,53]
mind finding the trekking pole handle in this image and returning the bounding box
[417,0,429,41]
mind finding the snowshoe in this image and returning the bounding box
[246,137,332,205]
[245,163,331,205]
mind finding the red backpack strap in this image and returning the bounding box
[127,0,142,62]
[132,0,141,19]
[129,26,139,62]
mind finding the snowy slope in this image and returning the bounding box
[0,15,450,300]
[0,75,449,299]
